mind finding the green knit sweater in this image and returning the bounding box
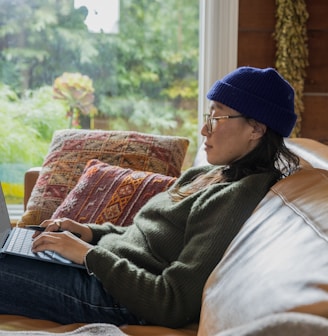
[86,165,277,328]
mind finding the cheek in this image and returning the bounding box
[207,128,252,165]
[207,137,237,165]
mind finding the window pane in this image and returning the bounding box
[0,0,199,206]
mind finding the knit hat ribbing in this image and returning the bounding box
[206,67,297,137]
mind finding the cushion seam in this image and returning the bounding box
[270,187,328,243]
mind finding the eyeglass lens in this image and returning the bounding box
[204,115,213,133]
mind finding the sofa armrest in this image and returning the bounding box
[24,167,41,210]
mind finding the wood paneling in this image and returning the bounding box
[238,0,328,142]
[303,1,328,141]
[238,32,275,68]
[303,95,328,144]
[306,0,328,30]
[238,0,276,30]
[238,0,275,68]
[305,31,328,93]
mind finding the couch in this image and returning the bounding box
[1,133,328,336]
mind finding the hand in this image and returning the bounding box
[32,230,93,265]
[33,218,93,243]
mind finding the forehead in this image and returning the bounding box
[209,101,239,114]
[209,101,225,109]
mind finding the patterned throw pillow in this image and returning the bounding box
[19,129,189,226]
[51,159,176,226]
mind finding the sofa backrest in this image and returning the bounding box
[198,167,328,335]
[285,138,328,170]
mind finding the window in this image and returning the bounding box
[0,0,199,206]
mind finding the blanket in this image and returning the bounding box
[0,324,125,336]
[0,313,327,336]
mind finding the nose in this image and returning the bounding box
[201,122,210,137]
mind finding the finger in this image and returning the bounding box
[42,219,64,233]
[31,220,51,238]
[39,219,52,229]
[31,220,59,238]
[32,230,41,239]
[32,232,61,251]
[32,231,77,251]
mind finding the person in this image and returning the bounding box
[0,66,299,328]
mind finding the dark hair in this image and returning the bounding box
[222,127,300,182]
[168,128,300,202]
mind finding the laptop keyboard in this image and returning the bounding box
[6,228,35,256]
[5,228,56,260]
[4,227,84,268]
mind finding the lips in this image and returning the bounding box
[204,143,212,151]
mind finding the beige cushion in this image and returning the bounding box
[198,168,328,335]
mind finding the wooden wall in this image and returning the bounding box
[238,0,328,144]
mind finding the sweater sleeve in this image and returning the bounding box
[86,222,129,244]
[85,172,276,328]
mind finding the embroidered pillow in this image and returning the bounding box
[51,159,176,225]
[19,129,188,226]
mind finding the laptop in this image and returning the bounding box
[0,182,85,269]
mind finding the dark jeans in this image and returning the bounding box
[0,254,142,326]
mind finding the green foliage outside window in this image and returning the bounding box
[0,0,199,203]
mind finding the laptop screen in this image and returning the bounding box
[0,182,13,248]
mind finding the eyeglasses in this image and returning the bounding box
[203,114,245,134]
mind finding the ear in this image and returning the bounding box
[250,121,267,140]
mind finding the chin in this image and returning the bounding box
[207,155,230,166]
[207,157,221,166]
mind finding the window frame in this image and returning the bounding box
[198,0,239,145]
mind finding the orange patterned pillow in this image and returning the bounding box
[19,129,189,226]
[51,159,176,225]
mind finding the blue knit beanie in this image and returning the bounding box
[206,67,297,137]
